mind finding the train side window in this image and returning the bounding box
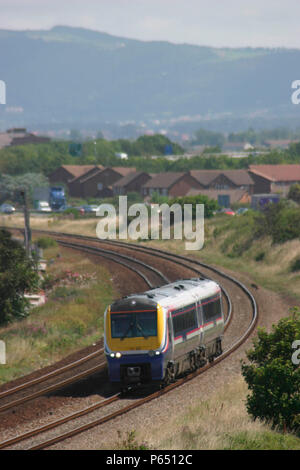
[202,296,222,323]
[172,304,197,337]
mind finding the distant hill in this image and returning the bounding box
[0,26,299,129]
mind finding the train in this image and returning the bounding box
[104,278,224,388]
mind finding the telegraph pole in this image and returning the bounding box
[20,188,31,257]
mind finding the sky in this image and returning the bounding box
[0,0,300,49]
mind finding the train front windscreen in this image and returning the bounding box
[111,311,157,339]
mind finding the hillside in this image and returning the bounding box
[0,26,299,128]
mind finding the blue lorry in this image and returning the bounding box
[33,186,66,211]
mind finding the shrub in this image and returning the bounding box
[288,184,300,204]
[290,257,300,272]
[116,430,150,450]
[170,194,219,219]
[255,251,265,262]
[50,286,80,301]
[36,236,57,249]
[0,229,39,324]
[254,201,300,244]
[241,307,300,435]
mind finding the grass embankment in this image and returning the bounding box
[142,210,300,301]
[0,239,116,385]
[0,212,99,238]
[5,208,300,299]
[2,211,300,449]
[122,376,300,450]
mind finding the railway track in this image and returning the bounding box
[0,241,169,415]
[0,228,258,450]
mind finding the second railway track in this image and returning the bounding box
[0,228,258,450]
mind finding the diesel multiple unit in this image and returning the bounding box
[104,278,224,387]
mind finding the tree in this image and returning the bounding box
[0,173,48,205]
[241,308,300,434]
[288,184,300,204]
[192,128,225,148]
[0,229,39,324]
[170,194,219,219]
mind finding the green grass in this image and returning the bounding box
[224,430,300,450]
[0,243,116,385]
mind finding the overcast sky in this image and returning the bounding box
[1,0,300,49]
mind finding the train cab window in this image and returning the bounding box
[111,311,157,339]
[172,304,197,337]
[202,296,222,323]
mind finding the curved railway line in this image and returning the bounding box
[0,228,258,450]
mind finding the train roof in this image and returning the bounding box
[110,278,220,312]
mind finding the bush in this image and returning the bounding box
[50,286,80,301]
[254,201,300,244]
[116,430,150,450]
[170,194,219,219]
[255,251,265,262]
[290,257,300,272]
[36,236,57,249]
[241,307,300,435]
[288,184,300,204]
[0,229,39,324]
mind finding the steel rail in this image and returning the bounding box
[0,242,168,412]
[0,228,257,450]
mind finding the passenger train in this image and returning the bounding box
[104,278,224,388]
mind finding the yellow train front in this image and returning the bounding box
[104,294,167,385]
[104,278,224,387]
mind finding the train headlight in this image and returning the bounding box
[155,351,160,356]
[116,352,122,358]
[110,353,115,358]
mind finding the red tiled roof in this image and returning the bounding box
[112,171,146,188]
[61,165,97,178]
[0,133,13,149]
[249,164,300,182]
[0,129,50,149]
[111,167,136,176]
[190,170,253,186]
[142,172,186,189]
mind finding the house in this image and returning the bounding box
[113,171,152,195]
[0,128,51,149]
[115,152,128,160]
[67,165,104,197]
[68,166,136,198]
[189,170,254,193]
[186,188,251,207]
[248,164,300,195]
[49,165,97,186]
[263,140,299,150]
[222,142,254,152]
[141,172,202,198]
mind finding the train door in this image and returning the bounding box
[167,313,174,358]
[201,294,223,350]
[184,295,200,355]
[197,300,204,347]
